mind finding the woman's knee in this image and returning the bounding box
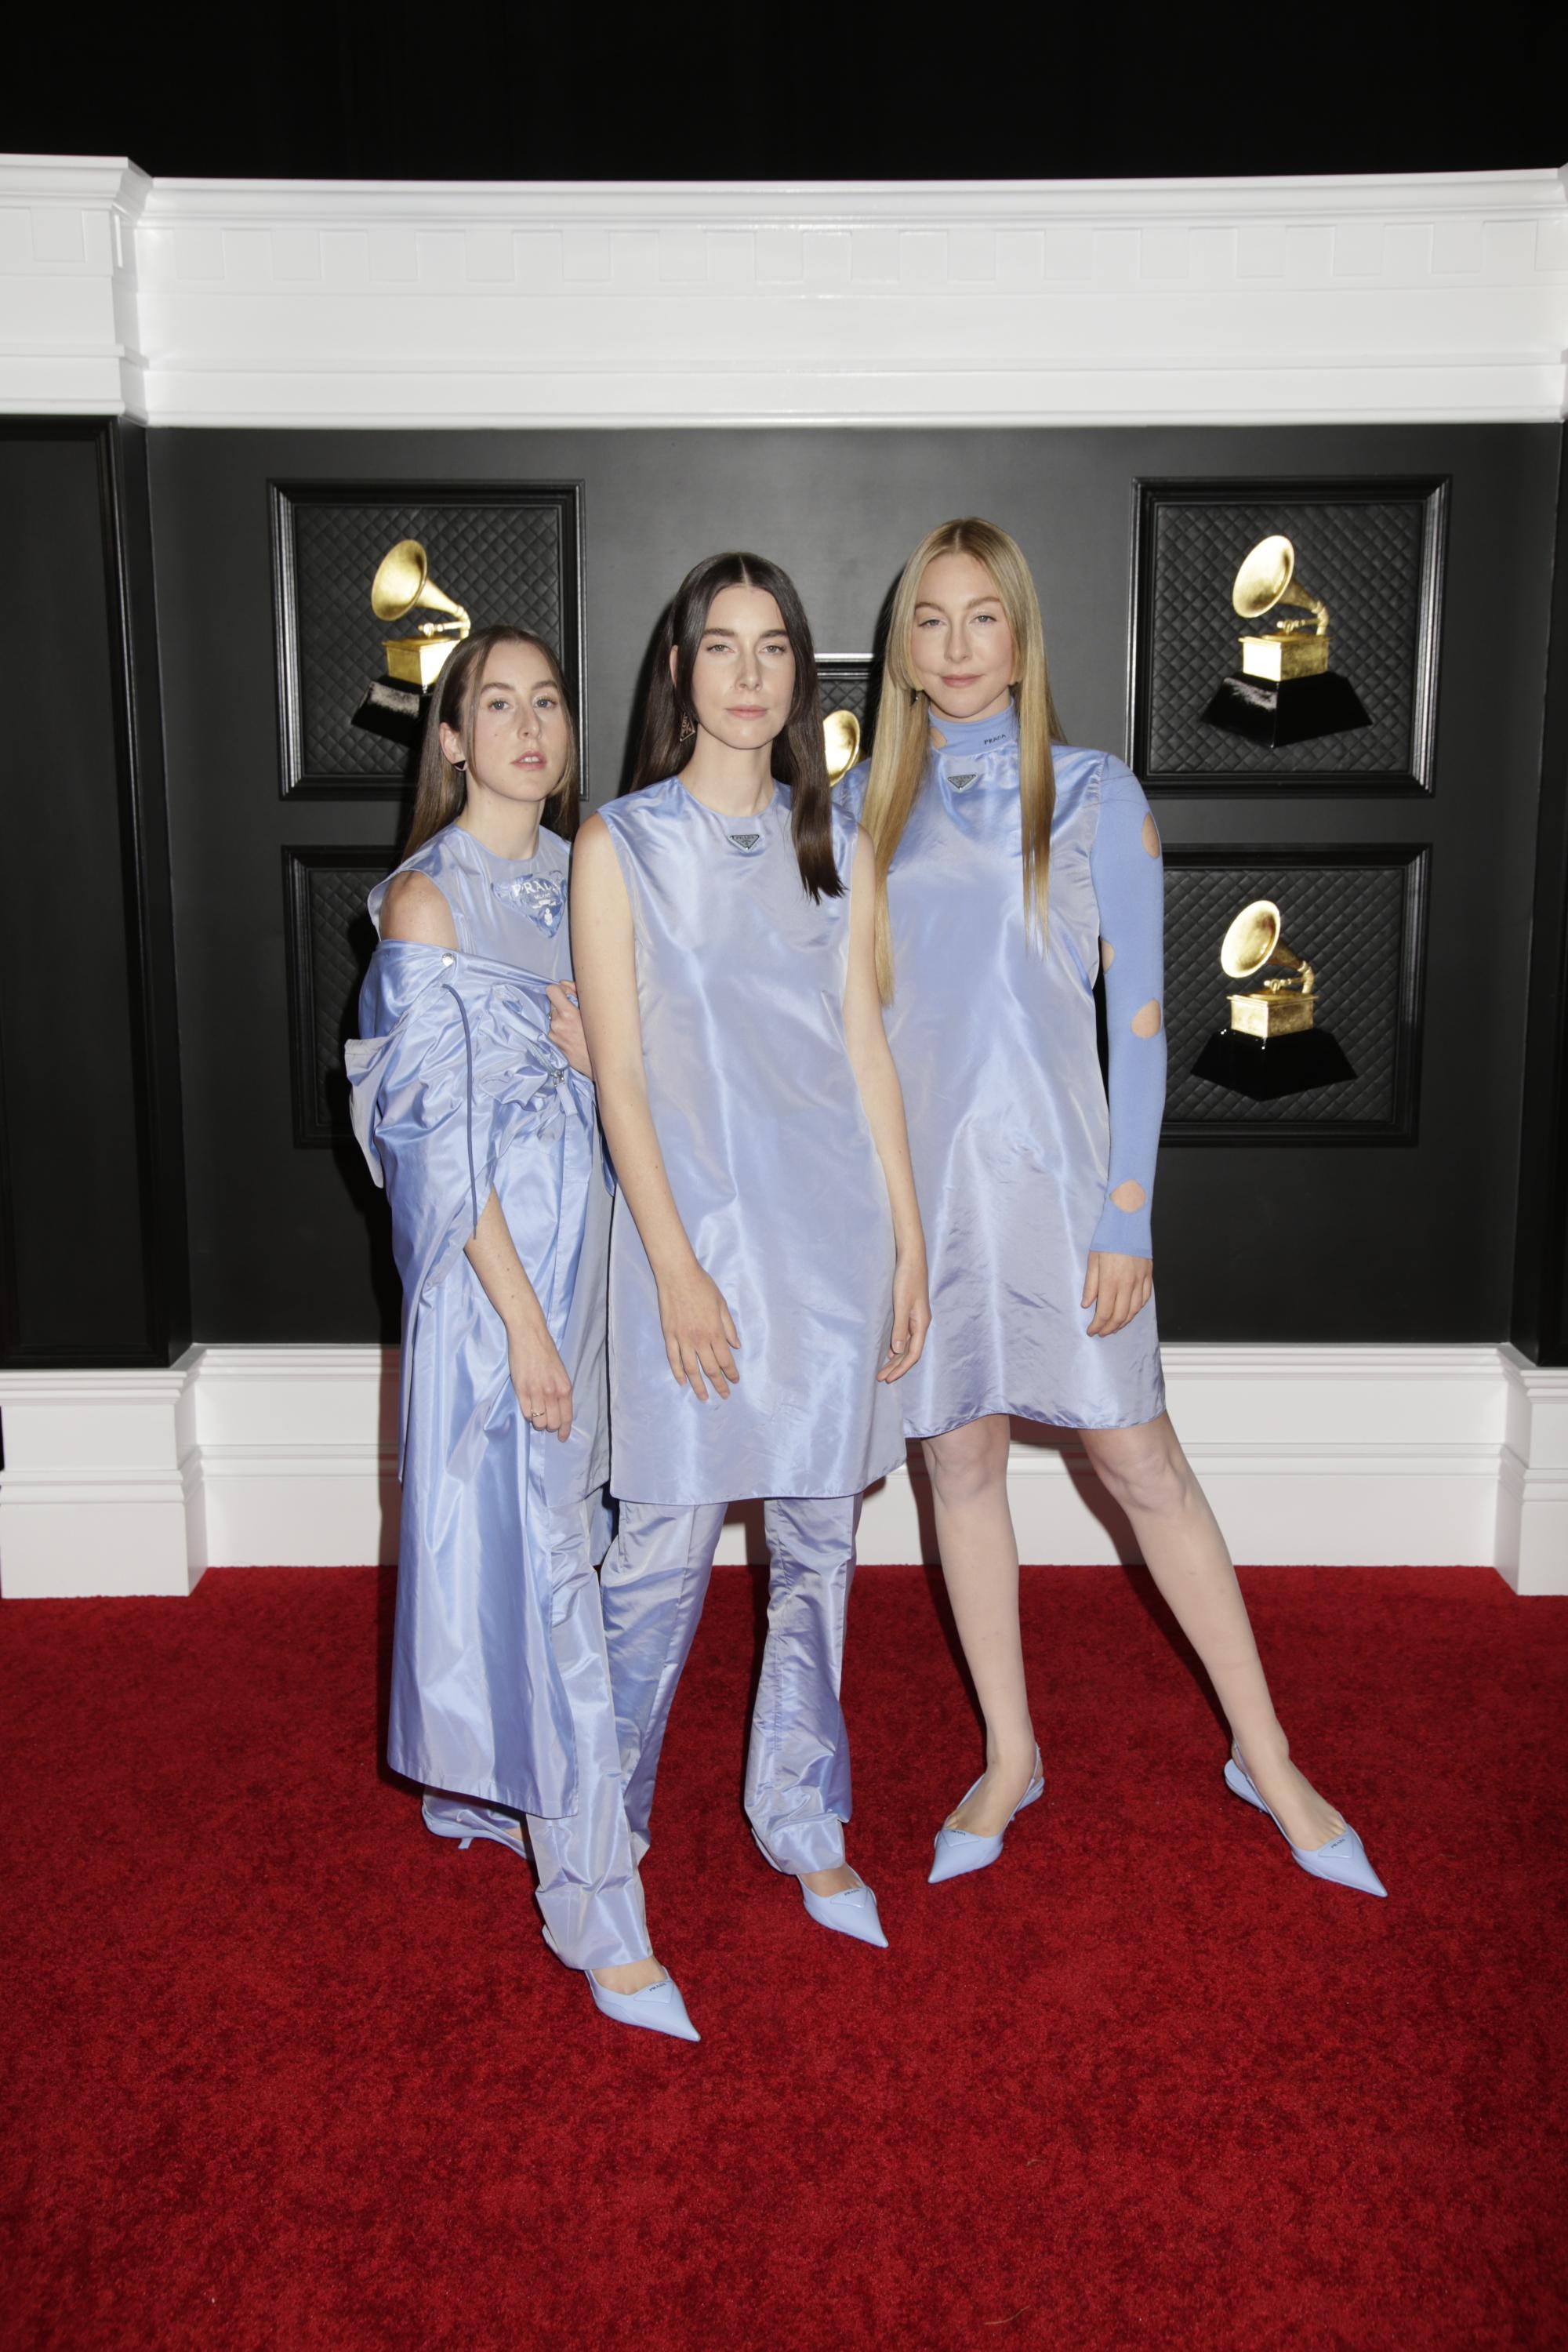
[1083,1421,1191,1518]
[922,1415,1011,1502]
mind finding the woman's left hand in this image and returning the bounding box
[1083,1251,1152,1338]
[879,1250,931,1382]
[546,982,592,1077]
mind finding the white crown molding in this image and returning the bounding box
[2,1342,1562,1597]
[2,158,1564,428]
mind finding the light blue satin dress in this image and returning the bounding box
[840,707,1167,1436]
[594,777,903,1875]
[346,821,645,1970]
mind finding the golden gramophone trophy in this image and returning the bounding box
[352,539,472,750]
[1190,898,1355,1100]
[1203,536,1371,750]
[824,709,862,788]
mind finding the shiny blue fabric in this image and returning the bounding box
[601,1495,861,1875]
[839,711,1165,1437]
[346,893,612,1820]
[597,777,904,1504]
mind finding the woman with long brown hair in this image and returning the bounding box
[844,521,1385,1900]
[572,553,930,1951]
[347,626,701,2042]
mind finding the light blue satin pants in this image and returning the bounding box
[600,1494,862,1877]
[423,1497,648,1972]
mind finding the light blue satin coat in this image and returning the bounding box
[597,777,904,1504]
[345,826,611,1819]
[840,731,1165,1437]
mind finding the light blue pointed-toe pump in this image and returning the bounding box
[542,1926,701,2043]
[1224,1751,1387,1899]
[421,1791,530,1860]
[928,1750,1044,1886]
[799,1872,889,1949]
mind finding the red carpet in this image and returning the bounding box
[2,1563,1565,2352]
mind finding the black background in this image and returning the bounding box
[3,8,1560,183]
[137,422,1555,1347]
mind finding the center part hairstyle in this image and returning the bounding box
[862,517,1065,998]
[402,625,580,860]
[631,550,842,902]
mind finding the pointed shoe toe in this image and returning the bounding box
[927,1825,1004,1885]
[1224,1754,1387,1899]
[800,1877,889,1949]
[1294,1827,1388,1900]
[586,1971,702,2043]
[927,1753,1044,1886]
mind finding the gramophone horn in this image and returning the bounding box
[370,539,470,631]
[1219,898,1312,993]
[1230,535,1328,636]
[823,709,862,788]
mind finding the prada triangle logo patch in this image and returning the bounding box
[728,831,761,850]
[947,770,979,793]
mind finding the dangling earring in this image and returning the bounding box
[678,715,695,742]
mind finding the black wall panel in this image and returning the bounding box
[143,423,1559,1346]
[0,420,188,1366]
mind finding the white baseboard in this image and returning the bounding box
[1,1342,1563,1598]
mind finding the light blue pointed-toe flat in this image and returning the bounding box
[1224,1751,1387,1899]
[542,1926,700,2042]
[421,1791,530,1860]
[928,1750,1044,1886]
[800,1873,889,1949]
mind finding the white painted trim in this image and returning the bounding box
[2,157,1564,426]
[2,1341,1561,1597]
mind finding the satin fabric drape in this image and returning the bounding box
[347,941,611,1819]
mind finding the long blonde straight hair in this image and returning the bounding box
[862,517,1065,999]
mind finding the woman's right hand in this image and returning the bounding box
[657,1261,741,1401]
[508,1319,574,1441]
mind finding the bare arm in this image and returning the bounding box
[570,815,740,1403]
[842,828,931,1381]
[381,870,572,1437]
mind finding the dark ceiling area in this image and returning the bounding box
[4,9,1561,182]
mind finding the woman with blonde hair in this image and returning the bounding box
[842,521,1385,1899]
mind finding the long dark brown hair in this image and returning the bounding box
[630,551,841,902]
[403,626,580,859]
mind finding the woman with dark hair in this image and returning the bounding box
[572,554,930,1948]
[347,626,701,2043]
[844,520,1385,1900]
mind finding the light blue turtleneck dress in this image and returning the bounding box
[840,706,1167,1436]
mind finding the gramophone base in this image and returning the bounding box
[1191,1025,1356,1102]
[1203,670,1371,749]
[352,674,428,750]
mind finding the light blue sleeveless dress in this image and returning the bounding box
[347,821,644,1971]
[597,776,904,1504]
[593,777,903,1877]
[840,708,1167,1436]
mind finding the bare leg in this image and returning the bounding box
[921,1415,1039,1838]
[1080,1414,1345,1852]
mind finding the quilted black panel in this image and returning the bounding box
[286,855,391,1142]
[1162,853,1422,1133]
[1134,486,1439,782]
[276,488,578,791]
[818,659,875,728]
